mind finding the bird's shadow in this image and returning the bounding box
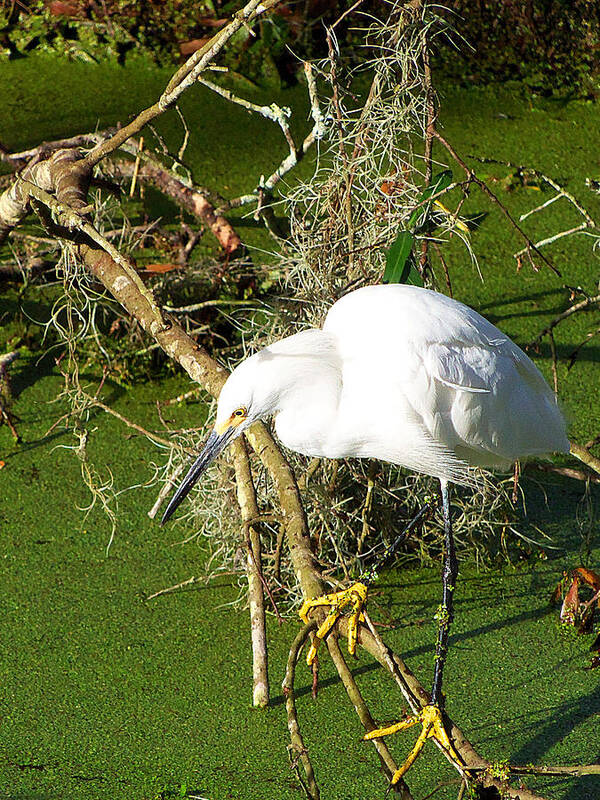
[507,688,600,800]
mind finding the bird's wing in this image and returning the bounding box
[325,284,568,470]
[421,337,568,464]
[424,343,492,393]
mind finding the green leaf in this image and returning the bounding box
[383,230,422,286]
[403,253,424,286]
[382,171,453,286]
[408,170,453,231]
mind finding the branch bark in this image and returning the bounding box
[232,436,270,707]
[115,156,242,254]
[570,440,600,478]
[283,622,321,800]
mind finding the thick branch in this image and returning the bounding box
[0,255,55,280]
[0,350,20,371]
[570,441,600,478]
[0,150,56,243]
[116,157,241,254]
[1,129,116,171]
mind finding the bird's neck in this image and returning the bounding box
[267,330,342,457]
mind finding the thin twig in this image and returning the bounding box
[513,223,589,259]
[129,136,144,198]
[146,575,205,600]
[282,622,321,800]
[148,463,185,519]
[530,293,600,346]
[221,61,326,212]
[417,0,437,282]
[548,330,559,394]
[243,517,284,624]
[163,299,257,314]
[89,397,196,454]
[83,0,282,168]
[197,77,296,155]
[469,154,597,228]
[1,129,117,169]
[434,132,561,276]
[528,462,600,484]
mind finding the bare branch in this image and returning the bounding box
[508,764,600,777]
[434,131,562,276]
[232,436,270,707]
[530,293,600,346]
[223,62,326,212]
[570,441,600,478]
[282,622,321,800]
[1,129,116,171]
[197,77,296,155]
[83,0,282,168]
[325,636,414,798]
[115,154,241,254]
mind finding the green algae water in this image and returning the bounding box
[0,56,599,799]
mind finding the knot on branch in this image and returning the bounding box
[49,149,92,210]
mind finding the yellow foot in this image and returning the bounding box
[364,704,462,785]
[298,582,368,665]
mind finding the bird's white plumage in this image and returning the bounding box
[215,284,569,485]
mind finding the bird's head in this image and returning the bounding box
[160,350,281,525]
[161,328,336,525]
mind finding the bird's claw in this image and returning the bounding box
[364,704,462,785]
[298,581,368,665]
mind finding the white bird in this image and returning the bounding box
[162,283,569,783]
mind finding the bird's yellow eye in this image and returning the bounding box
[233,407,246,418]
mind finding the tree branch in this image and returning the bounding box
[232,435,270,707]
[114,155,242,254]
[83,0,282,168]
[283,622,321,800]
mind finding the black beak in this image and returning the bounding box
[161,427,235,525]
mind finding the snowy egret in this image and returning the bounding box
[162,283,568,783]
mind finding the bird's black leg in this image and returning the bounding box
[363,479,464,783]
[430,479,458,707]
